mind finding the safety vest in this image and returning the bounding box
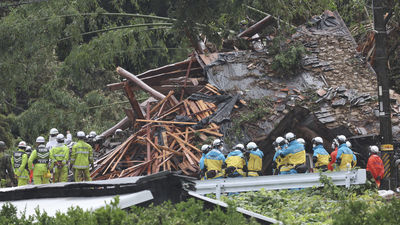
[72,140,93,169]
[36,145,50,164]
[13,151,24,169]
[336,144,354,170]
[282,140,306,166]
[248,149,263,172]
[313,145,330,167]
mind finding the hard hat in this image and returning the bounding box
[0,141,5,149]
[213,139,223,147]
[26,146,32,152]
[369,145,379,154]
[275,137,286,146]
[246,142,257,150]
[18,141,27,148]
[201,144,210,152]
[77,131,86,138]
[297,138,306,145]
[56,134,65,142]
[115,129,123,134]
[312,137,323,145]
[95,135,103,141]
[36,136,46,143]
[346,141,352,148]
[89,131,97,138]
[234,144,245,151]
[337,135,347,144]
[50,128,59,135]
[285,132,296,142]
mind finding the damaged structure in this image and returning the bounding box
[93,10,386,179]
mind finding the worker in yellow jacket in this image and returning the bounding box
[50,134,69,182]
[28,136,51,184]
[11,141,29,186]
[71,131,93,182]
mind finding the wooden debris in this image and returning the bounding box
[91,66,235,180]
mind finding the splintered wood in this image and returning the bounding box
[91,74,226,180]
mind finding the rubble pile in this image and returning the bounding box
[91,65,242,179]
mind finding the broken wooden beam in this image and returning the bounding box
[135,119,197,125]
[116,67,166,100]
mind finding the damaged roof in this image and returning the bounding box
[200,10,379,137]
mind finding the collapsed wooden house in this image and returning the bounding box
[91,55,245,179]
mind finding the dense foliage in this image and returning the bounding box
[0,198,258,225]
[222,176,400,225]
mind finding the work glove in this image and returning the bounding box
[312,156,318,163]
[272,161,277,169]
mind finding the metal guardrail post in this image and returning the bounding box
[216,183,221,200]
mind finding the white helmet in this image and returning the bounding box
[201,144,210,152]
[275,137,286,146]
[312,137,323,145]
[115,129,123,134]
[26,146,32,152]
[50,128,59,136]
[346,141,352,148]
[337,135,347,144]
[77,131,86,138]
[234,144,245,151]
[56,134,65,142]
[369,145,379,154]
[36,136,45,143]
[246,142,257,150]
[285,132,296,142]
[89,131,97,138]
[297,138,306,145]
[213,139,223,148]
[18,141,27,148]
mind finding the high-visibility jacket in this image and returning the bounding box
[28,144,50,176]
[366,154,384,187]
[336,144,354,170]
[71,140,93,169]
[11,149,29,186]
[328,148,338,171]
[199,153,206,170]
[247,148,263,176]
[281,140,306,166]
[312,145,330,167]
[50,144,69,169]
[225,150,246,176]
[204,149,225,179]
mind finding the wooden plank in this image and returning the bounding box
[123,82,145,119]
[146,102,151,175]
[111,141,135,172]
[180,57,193,101]
[167,131,201,154]
[136,119,197,125]
[149,90,174,115]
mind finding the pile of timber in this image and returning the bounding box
[91,67,231,180]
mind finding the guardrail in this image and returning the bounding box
[192,169,366,199]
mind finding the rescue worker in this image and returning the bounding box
[28,136,50,185]
[272,137,289,175]
[199,144,211,180]
[366,145,384,188]
[113,129,124,143]
[311,137,330,172]
[11,141,29,186]
[328,138,339,171]
[335,135,355,171]
[50,134,69,183]
[71,131,93,182]
[87,131,97,148]
[246,142,264,176]
[0,141,16,187]
[225,144,246,177]
[280,132,306,174]
[204,141,225,179]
